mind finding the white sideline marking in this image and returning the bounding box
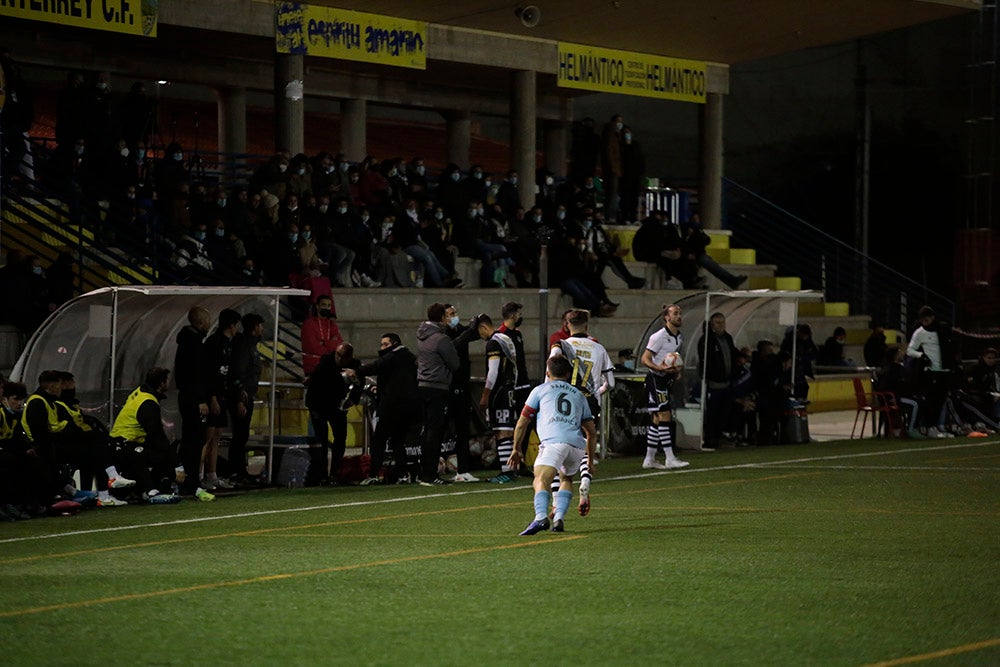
[1,441,995,545]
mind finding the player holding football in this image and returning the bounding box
[509,355,597,535]
[640,304,689,470]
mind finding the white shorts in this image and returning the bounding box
[533,442,585,477]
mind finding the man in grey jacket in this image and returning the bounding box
[416,302,461,485]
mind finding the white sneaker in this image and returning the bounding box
[926,427,946,439]
[642,460,668,470]
[452,472,480,482]
[97,496,128,507]
[108,476,136,490]
[200,479,217,491]
[665,459,690,469]
[213,478,234,490]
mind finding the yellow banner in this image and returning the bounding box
[275,2,426,70]
[0,0,157,37]
[558,42,705,104]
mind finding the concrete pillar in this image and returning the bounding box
[699,92,724,230]
[341,98,367,162]
[444,110,472,170]
[274,53,305,155]
[216,86,247,156]
[510,70,537,210]
[543,120,569,178]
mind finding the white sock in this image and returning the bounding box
[105,466,120,479]
[579,477,591,498]
[98,490,111,501]
[644,446,660,463]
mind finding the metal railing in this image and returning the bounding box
[723,178,956,331]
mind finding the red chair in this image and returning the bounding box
[851,377,902,439]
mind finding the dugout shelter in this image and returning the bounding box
[10,285,310,480]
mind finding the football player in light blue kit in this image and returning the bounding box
[509,356,597,534]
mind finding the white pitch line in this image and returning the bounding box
[1,440,995,545]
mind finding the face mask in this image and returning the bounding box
[435,212,444,221]
[623,359,636,371]
[288,233,299,243]
[120,148,129,158]
[582,219,593,230]
[406,208,418,219]
[448,315,460,329]
[127,192,136,200]
[350,175,359,183]
[302,230,312,241]
[173,152,183,161]
[319,308,332,318]
[191,231,205,242]
[615,122,623,131]
[32,266,43,275]
[361,215,369,224]
[450,172,461,182]
[585,183,593,190]
[288,205,298,212]
[477,207,485,216]
[545,176,554,186]
[137,149,146,159]
[513,317,523,328]
[557,210,566,220]
[387,169,397,177]
[216,228,227,237]
[326,165,335,174]
[278,163,288,173]
[624,132,632,142]
[468,209,477,218]
[509,177,518,186]
[96,81,109,91]
[473,171,483,180]
[337,206,348,215]
[484,180,492,188]
[533,215,542,223]
[340,162,350,172]
[297,167,306,176]
[217,198,227,208]
[318,204,329,214]
[416,165,425,176]
[243,268,254,276]
[75,145,85,155]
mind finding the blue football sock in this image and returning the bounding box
[533,490,552,521]
[552,490,573,522]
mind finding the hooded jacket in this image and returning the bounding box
[417,320,460,390]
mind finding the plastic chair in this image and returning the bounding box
[851,377,901,439]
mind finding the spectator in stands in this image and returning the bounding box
[310,152,336,198]
[535,168,559,216]
[46,252,76,307]
[84,70,116,167]
[119,81,155,153]
[905,306,956,437]
[228,312,265,483]
[287,154,313,200]
[474,204,514,287]
[601,114,625,222]
[202,309,241,490]
[585,213,645,289]
[619,126,645,224]
[296,222,326,277]
[56,70,88,149]
[570,116,600,186]
[631,211,696,287]
[108,367,185,504]
[781,324,817,401]
[864,322,887,367]
[393,199,461,288]
[0,48,35,182]
[156,142,189,204]
[253,153,291,202]
[349,332,419,485]
[359,155,389,214]
[301,295,343,377]
[170,221,214,278]
[496,170,521,220]
[305,342,361,486]
[681,216,747,289]
[204,217,239,278]
[407,156,429,201]
[420,203,458,280]
[818,327,850,367]
[549,229,616,317]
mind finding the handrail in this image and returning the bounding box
[723,177,956,331]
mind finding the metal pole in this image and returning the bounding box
[268,296,280,484]
[108,288,119,425]
[700,292,711,449]
[537,244,549,380]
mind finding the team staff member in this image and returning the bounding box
[109,367,194,504]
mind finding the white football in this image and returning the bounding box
[663,351,684,369]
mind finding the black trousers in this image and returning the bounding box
[369,404,416,479]
[309,409,348,483]
[419,386,450,481]
[449,386,473,474]
[228,400,255,476]
[177,391,206,492]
